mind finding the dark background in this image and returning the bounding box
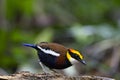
[0,0,120,79]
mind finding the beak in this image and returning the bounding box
[80,60,86,65]
[23,43,37,49]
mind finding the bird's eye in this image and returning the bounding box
[76,55,79,58]
[75,54,80,59]
[73,54,77,58]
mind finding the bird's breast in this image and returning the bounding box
[55,55,72,69]
[37,50,72,69]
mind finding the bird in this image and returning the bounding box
[23,42,86,73]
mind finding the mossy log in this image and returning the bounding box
[0,71,115,80]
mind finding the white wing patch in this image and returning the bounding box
[37,46,60,57]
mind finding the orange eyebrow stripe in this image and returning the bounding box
[69,49,76,53]
[69,49,79,54]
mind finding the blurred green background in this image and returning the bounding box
[0,0,120,79]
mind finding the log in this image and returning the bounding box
[0,71,115,80]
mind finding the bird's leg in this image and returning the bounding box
[38,60,57,77]
[50,69,59,75]
[38,60,49,73]
[38,60,63,76]
[51,69,58,73]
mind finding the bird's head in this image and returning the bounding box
[67,48,86,65]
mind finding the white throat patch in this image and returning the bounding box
[37,46,60,57]
[69,57,77,64]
